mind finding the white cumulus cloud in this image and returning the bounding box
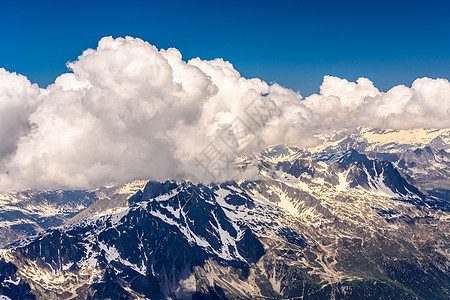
[0,36,449,191]
[0,69,42,165]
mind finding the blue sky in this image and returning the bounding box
[1,0,449,96]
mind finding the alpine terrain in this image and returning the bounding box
[0,128,449,299]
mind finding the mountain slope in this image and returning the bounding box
[1,181,266,299]
[0,190,99,248]
[309,127,450,195]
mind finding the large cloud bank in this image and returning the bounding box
[0,36,449,191]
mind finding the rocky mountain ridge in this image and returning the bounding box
[0,144,448,299]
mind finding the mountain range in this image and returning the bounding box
[0,127,449,299]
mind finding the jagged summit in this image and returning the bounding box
[312,148,369,165]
